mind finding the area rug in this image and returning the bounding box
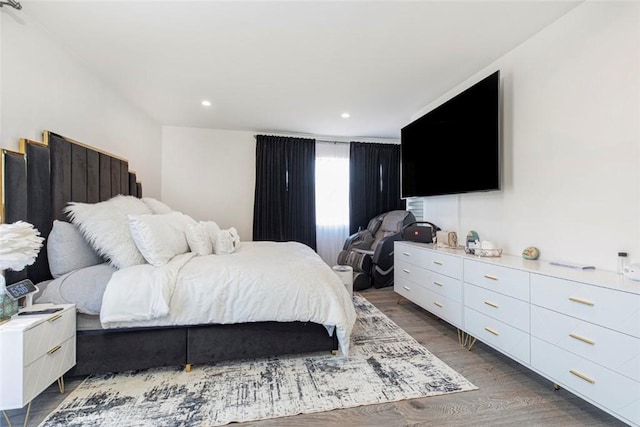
[39,294,477,426]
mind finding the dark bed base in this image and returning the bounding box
[2,132,339,378]
[69,321,338,377]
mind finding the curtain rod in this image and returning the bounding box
[253,134,350,144]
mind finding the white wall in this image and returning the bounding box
[417,1,639,272]
[161,127,256,241]
[0,8,161,198]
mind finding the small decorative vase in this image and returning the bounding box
[522,246,540,260]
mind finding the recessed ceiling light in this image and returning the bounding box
[201,100,212,107]
[341,112,350,119]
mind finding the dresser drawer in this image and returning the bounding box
[464,307,530,365]
[464,259,529,301]
[395,242,462,279]
[464,283,530,333]
[397,260,462,303]
[532,337,640,426]
[395,242,430,267]
[395,277,461,327]
[531,305,640,382]
[531,274,640,338]
[23,307,76,366]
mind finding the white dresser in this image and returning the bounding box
[0,304,76,412]
[394,241,640,427]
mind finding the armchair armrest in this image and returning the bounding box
[343,230,374,251]
[371,232,402,267]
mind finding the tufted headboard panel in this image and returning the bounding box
[1,131,142,284]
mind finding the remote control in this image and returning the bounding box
[18,308,63,316]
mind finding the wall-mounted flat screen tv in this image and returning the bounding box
[401,70,501,198]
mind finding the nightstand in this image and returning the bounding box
[0,304,76,426]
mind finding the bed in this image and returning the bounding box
[1,131,356,376]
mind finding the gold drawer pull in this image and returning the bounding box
[569,369,595,384]
[569,333,595,345]
[433,261,443,266]
[403,286,410,291]
[484,274,498,281]
[403,269,410,273]
[433,301,443,308]
[569,297,595,306]
[484,327,499,336]
[403,252,411,257]
[433,281,443,287]
[47,345,62,355]
[48,314,62,322]
[484,301,499,308]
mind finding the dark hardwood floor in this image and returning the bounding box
[3,287,627,427]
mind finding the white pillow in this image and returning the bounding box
[185,222,213,256]
[216,227,241,254]
[128,212,190,266]
[64,195,152,269]
[201,221,221,254]
[141,197,174,214]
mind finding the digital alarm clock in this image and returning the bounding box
[4,279,38,301]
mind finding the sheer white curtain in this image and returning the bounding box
[315,141,350,266]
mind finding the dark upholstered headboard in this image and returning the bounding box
[1,131,142,284]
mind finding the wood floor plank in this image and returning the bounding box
[2,287,627,427]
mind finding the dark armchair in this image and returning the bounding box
[337,210,416,290]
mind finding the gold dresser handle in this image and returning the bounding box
[569,333,595,345]
[403,252,411,257]
[47,345,62,355]
[433,281,443,287]
[48,314,62,322]
[403,286,410,291]
[403,269,410,273]
[433,261,443,266]
[484,301,499,308]
[570,369,595,384]
[569,297,595,306]
[484,274,498,281]
[433,302,443,308]
[484,327,499,336]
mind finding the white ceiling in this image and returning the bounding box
[22,0,582,140]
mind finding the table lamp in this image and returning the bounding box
[0,221,44,321]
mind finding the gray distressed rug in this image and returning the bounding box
[39,294,477,426]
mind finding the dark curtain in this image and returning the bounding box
[253,135,317,250]
[349,142,405,234]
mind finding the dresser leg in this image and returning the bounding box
[57,376,65,394]
[554,383,561,391]
[2,410,12,427]
[22,401,31,427]
[185,364,192,373]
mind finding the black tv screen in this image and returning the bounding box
[401,70,501,198]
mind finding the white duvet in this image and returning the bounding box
[100,241,357,355]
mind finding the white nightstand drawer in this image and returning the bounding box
[532,337,640,426]
[531,305,640,382]
[464,259,529,301]
[22,336,76,408]
[464,283,530,333]
[531,274,640,338]
[464,307,530,365]
[23,307,76,366]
